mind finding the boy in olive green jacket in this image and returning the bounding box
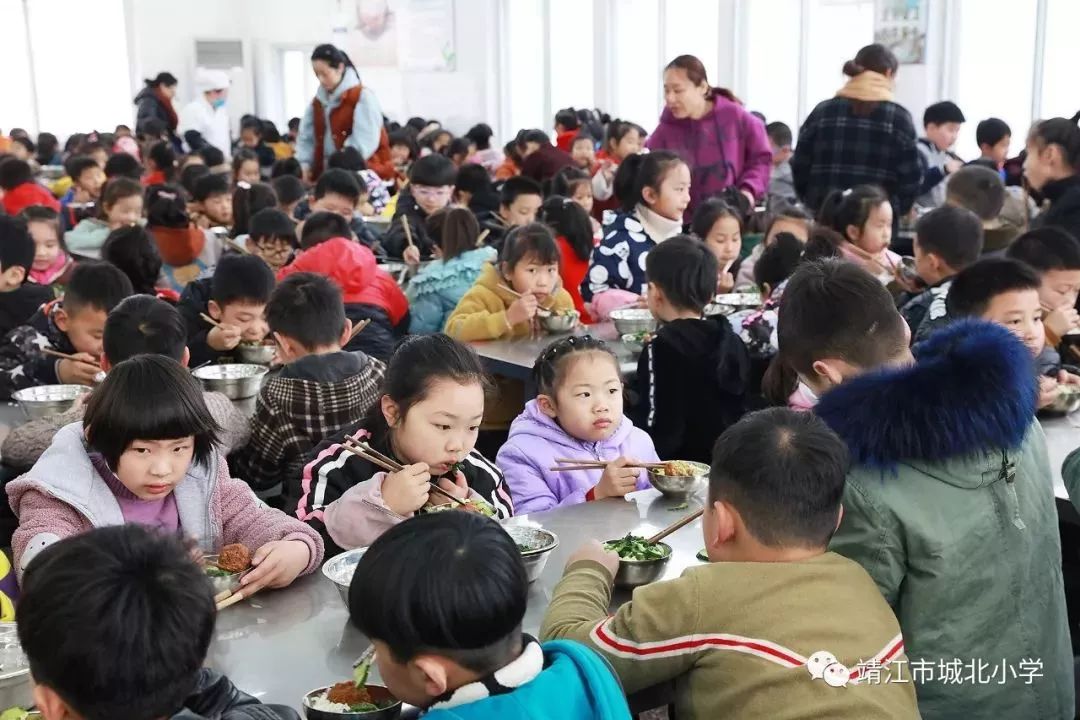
[541,408,920,720]
[779,260,1073,720]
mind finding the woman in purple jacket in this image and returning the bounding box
[497,335,659,514]
[647,55,773,221]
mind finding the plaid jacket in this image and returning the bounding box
[791,97,922,215]
[231,351,386,492]
[0,301,78,400]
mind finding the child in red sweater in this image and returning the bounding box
[541,196,595,323]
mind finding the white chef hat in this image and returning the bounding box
[195,68,231,92]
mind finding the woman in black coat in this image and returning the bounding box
[1026,112,1080,240]
[134,72,180,148]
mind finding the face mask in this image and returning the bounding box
[211,97,226,110]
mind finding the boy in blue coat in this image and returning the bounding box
[349,511,631,720]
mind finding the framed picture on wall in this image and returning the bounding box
[874,0,928,64]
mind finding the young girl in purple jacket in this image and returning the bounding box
[497,335,659,514]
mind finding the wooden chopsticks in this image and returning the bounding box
[346,318,370,344]
[475,228,491,248]
[340,436,467,507]
[215,586,250,611]
[646,508,705,544]
[200,312,222,329]
[41,348,101,367]
[497,285,552,318]
[549,457,667,472]
[400,216,415,248]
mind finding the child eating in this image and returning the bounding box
[65,176,145,255]
[541,408,919,720]
[191,172,234,229]
[351,511,632,720]
[817,185,898,284]
[0,262,132,399]
[0,216,53,336]
[498,335,658,514]
[293,334,512,557]
[1006,227,1080,356]
[445,223,575,341]
[10,354,324,589]
[690,198,744,293]
[244,207,298,273]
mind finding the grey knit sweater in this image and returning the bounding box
[1,391,251,470]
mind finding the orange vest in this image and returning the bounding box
[311,84,395,181]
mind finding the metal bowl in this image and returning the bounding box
[646,461,709,499]
[620,332,651,354]
[610,308,657,335]
[236,342,276,365]
[322,547,368,605]
[302,684,402,720]
[192,364,268,400]
[12,384,91,420]
[0,623,32,712]
[503,525,559,583]
[1047,385,1080,415]
[606,541,672,588]
[705,293,763,317]
[540,310,579,333]
[202,554,242,596]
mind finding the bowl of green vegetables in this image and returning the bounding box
[604,534,671,588]
[202,554,242,596]
[503,525,559,583]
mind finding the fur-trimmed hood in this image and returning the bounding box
[816,319,1036,473]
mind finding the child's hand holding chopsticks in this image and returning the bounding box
[237,539,311,595]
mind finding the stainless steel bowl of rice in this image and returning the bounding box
[321,547,368,605]
[503,525,558,583]
[192,363,268,400]
[302,684,401,719]
[646,461,709,499]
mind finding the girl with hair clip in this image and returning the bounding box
[540,195,596,322]
[406,207,497,334]
[146,184,223,291]
[1025,112,1080,241]
[591,120,645,223]
[293,335,512,557]
[817,184,899,285]
[229,181,278,240]
[581,151,690,320]
[497,335,658,514]
[296,43,394,181]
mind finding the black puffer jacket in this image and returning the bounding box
[1033,174,1080,241]
[174,669,300,719]
[135,86,175,135]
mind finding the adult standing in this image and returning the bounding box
[791,44,921,219]
[133,72,179,144]
[296,44,394,182]
[1024,113,1080,240]
[177,68,232,160]
[647,55,773,221]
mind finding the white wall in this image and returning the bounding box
[122,0,499,136]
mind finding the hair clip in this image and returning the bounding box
[236,181,251,190]
[156,191,177,200]
[842,188,853,197]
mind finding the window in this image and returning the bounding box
[1040,0,1080,121]
[25,0,131,139]
[282,49,320,124]
[548,0,595,118]
[0,0,35,132]
[663,0,720,84]
[804,0,875,120]
[504,0,546,133]
[742,0,801,130]
[611,0,661,131]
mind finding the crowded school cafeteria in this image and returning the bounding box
[2,0,1080,718]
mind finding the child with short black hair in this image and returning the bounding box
[899,205,984,343]
[542,408,918,720]
[690,199,744,293]
[479,176,545,252]
[1006,227,1080,350]
[294,334,511,555]
[65,175,144,255]
[19,206,74,291]
[499,335,658,513]
[0,158,59,218]
[58,155,105,230]
[10,354,324,583]
[625,236,749,462]
[570,134,596,173]
[180,162,211,197]
[976,117,1011,170]
[778,259,1073,718]
[232,272,386,493]
[244,207,298,273]
[303,167,381,248]
[2,295,251,469]
[583,151,690,319]
[17,525,300,720]
[327,146,390,215]
[917,100,966,209]
[103,151,143,181]
[192,172,234,228]
[0,261,133,398]
[946,164,1020,254]
[279,227,408,362]
[146,184,225,291]
[299,211,353,248]
[177,253,274,366]
[766,121,796,204]
[353,511,630,720]
[0,216,54,336]
[272,173,306,218]
[406,207,495,333]
[101,225,163,296]
[384,154,458,261]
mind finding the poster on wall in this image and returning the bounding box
[401,0,456,71]
[340,0,400,67]
[874,0,928,65]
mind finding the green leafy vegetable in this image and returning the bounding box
[0,708,29,720]
[696,548,709,562]
[349,703,378,712]
[353,654,374,688]
[668,502,689,512]
[204,566,231,578]
[603,534,667,561]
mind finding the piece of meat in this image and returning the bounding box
[327,682,372,706]
[217,543,252,573]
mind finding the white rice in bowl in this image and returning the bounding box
[305,691,352,713]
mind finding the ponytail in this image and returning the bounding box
[1029,115,1080,171]
[614,150,687,213]
[144,72,178,89]
[843,44,898,77]
[310,43,357,73]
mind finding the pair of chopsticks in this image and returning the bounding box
[475,228,491,248]
[646,508,705,544]
[339,436,467,507]
[42,348,101,367]
[550,457,666,472]
[347,318,370,344]
[497,285,553,318]
[400,216,416,249]
[200,312,223,329]
[214,573,254,611]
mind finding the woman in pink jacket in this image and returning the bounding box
[8,355,324,590]
[647,55,773,221]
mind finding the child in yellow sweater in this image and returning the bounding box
[445,223,575,340]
